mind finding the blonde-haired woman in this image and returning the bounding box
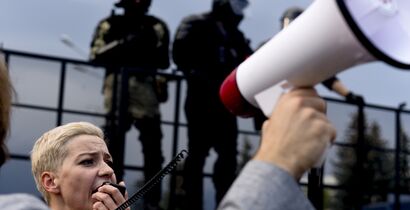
[31,121,129,210]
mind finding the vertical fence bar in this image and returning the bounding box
[308,167,323,210]
[104,67,127,181]
[394,103,406,210]
[353,103,365,210]
[56,61,67,126]
[3,52,10,65]
[168,76,183,210]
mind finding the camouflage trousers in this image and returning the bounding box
[103,73,160,119]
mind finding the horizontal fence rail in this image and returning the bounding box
[2,48,410,210]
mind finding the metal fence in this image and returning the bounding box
[2,48,410,210]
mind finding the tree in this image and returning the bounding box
[330,112,393,210]
[398,127,410,193]
[237,135,254,173]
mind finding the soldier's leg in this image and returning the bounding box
[181,114,212,210]
[103,73,132,180]
[213,114,238,205]
[134,116,164,208]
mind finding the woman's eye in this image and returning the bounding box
[80,159,94,166]
[105,160,114,168]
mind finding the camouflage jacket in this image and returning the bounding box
[90,13,170,118]
[90,13,170,73]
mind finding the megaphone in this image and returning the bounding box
[220,0,410,117]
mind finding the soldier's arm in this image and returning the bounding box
[154,21,170,70]
[172,18,199,72]
[90,20,111,62]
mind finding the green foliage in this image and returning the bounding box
[329,112,394,210]
[398,128,410,193]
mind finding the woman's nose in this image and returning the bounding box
[99,161,115,177]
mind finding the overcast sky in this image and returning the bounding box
[1,1,410,208]
[1,0,410,108]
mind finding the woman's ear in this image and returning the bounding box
[41,172,60,194]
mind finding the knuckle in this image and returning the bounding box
[291,97,304,108]
[93,201,104,209]
[302,108,316,119]
[100,193,111,200]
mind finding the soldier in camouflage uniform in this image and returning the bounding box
[172,0,253,209]
[90,0,169,209]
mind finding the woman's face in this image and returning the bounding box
[54,134,116,210]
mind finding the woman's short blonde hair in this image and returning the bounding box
[31,121,104,203]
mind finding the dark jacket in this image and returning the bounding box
[173,12,252,83]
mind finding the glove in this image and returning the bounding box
[345,92,365,105]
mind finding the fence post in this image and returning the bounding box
[394,102,406,210]
[352,102,366,210]
[106,68,127,181]
[308,167,323,210]
[167,75,183,210]
[56,61,67,126]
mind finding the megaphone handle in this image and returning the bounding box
[254,81,331,168]
[254,81,291,117]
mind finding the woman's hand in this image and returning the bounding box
[92,181,130,210]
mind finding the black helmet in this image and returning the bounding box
[212,0,249,16]
[115,0,152,9]
[114,0,128,7]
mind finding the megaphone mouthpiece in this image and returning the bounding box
[220,0,410,117]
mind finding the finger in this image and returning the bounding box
[261,119,270,132]
[93,201,108,210]
[316,112,337,142]
[92,191,118,209]
[288,87,319,98]
[101,184,121,197]
[280,88,323,108]
[313,116,337,145]
[99,184,126,205]
[328,123,337,143]
[298,95,327,114]
[290,88,335,141]
[118,181,126,187]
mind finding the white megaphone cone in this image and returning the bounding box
[220,0,410,118]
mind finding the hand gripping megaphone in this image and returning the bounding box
[220,0,410,117]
